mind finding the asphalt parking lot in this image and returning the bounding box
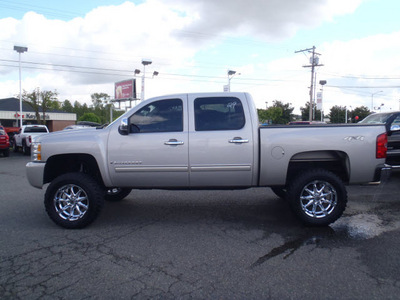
[1,152,400,299]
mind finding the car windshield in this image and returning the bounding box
[359,113,393,124]
[24,127,48,133]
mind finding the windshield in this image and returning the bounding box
[24,127,48,133]
[359,113,393,124]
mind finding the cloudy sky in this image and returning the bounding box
[1,0,399,114]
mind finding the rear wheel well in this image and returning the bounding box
[286,151,349,184]
[44,154,104,186]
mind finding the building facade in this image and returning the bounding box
[0,98,76,132]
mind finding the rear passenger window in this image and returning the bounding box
[130,99,183,133]
[194,97,245,131]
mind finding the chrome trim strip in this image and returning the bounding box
[115,166,189,172]
[191,165,252,172]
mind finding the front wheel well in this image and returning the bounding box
[44,154,104,186]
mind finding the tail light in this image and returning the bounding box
[376,132,387,159]
[28,136,32,144]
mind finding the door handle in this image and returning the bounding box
[164,139,184,146]
[229,137,249,144]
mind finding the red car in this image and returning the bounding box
[0,125,10,157]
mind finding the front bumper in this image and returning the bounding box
[26,162,46,189]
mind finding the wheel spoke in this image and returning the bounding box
[300,180,337,219]
[54,184,89,221]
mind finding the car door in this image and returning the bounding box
[188,95,254,187]
[107,97,189,188]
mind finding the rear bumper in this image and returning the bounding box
[26,162,45,189]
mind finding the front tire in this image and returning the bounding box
[13,140,18,153]
[45,172,104,229]
[286,169,347,226]
[22,142,30,155]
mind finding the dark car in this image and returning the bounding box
[359,111,400,167]
[0,125,10,157]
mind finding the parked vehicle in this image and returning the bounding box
[0,125,10,157]
[26,92,390,229]
[13,125,49,155]
[63,121,102,130]
[358,111,400,167]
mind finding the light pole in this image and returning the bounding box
[319,80,326,122]
[371,91,383,111]
[141,59,152,100]
[14,45,28,127]
[227,70,240,92]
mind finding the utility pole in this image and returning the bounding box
[295,46,323,121]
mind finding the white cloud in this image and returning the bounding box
[166,0,364,41]
[2,0,399,116]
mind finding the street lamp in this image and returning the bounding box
[318,80,327,122]
[227,70,240,92]
[141,59,152,100]
[14,45,28,127]
[371,91,383,111]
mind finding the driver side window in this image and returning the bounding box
[129,99,183,133]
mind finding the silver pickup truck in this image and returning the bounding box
[26,92,391,229]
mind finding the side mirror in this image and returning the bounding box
[390,124,400,132]
[118,118,129,135]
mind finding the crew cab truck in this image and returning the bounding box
[14,125,49,155]
[26,93,390,229]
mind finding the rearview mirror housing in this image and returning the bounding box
[118,118,129,135]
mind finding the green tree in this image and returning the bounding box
[257,107,283,124]
[350,106,371,122]
[22,88,41,124]
[329,105,347,123]
[23,88,59,124]
[61,100,74,113]
[40,90,58,123]
[271,100,294,124]
[300,102,322,121]
[73,101,90,120]
[91,93,111,124]
[79,112,101,123]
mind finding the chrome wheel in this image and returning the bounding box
[54,184,89,221]
[300,180,337,219]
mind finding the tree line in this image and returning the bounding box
[22,88,373,125]
[258,100,372,124]
[22,89,125,125]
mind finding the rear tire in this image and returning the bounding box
[45,172,104,229]
[3,148,10,157]
[286,169,347,226]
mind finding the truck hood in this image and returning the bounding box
[35,127,102,143]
